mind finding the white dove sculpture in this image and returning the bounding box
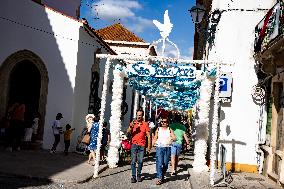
[153,10,173,39]
[151,10,180,58]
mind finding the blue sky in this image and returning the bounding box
[80,0,196,59]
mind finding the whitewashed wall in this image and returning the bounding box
[208,0,275,167]
[0,0,112,151]
[110,46,150,57]
[108,44,151,130]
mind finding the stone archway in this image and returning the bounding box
[0,50,49,140]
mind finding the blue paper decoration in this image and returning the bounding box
[125,61,215,110]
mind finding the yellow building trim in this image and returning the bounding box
[217,161,258,173]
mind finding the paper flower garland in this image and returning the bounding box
[107,65,125,168]
[94,58,111,178]
[192,74,214,172]
[126,61,213,110]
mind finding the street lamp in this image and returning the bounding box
[189,4,223,26]
[189,4,222,47]
[188,4,206,24]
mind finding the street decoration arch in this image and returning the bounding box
[91,10,233,187]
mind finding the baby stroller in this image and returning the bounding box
[118,131,132,164]
[75,127,89,156]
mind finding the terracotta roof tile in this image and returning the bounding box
[95,23,145,43]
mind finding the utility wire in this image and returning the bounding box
[0,16,101,48]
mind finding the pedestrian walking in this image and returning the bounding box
[152,116,176,185]
[50,113,63,154]
[76,114,94,155]
[170,114,190,175]
[64,124,75,155]
[87,115,99,165]
[127,109,151,183]
[101,122,110,161]
[6,101,26,152]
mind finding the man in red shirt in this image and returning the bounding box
[127,109,151,183]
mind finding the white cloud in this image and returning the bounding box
[94,0,141,20]
[156,42,179,58]
[127,17,153,33]
[92,0,153,33]
[164,49,179,58]
[180,46,194,60]
[157,44,194,60]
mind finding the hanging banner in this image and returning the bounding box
[127,61,196,78]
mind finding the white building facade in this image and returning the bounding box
[95,23,157,130]
[195,0,277,172]
[0,0,116,151]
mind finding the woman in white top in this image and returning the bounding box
[152,117,176,185]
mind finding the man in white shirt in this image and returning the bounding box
[50,113,63,153]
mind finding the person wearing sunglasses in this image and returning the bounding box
[152,116,176,185]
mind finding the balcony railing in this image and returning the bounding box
[254,1,284,53]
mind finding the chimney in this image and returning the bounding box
[76,3,81,19]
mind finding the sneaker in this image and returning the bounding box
[171,171,177,176]
[49,150,55,154]
[131,177,137,183]
[137,176,142,182]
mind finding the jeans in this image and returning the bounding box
[51,134,60,151]
[156,147,171,179]
[131,144,145,178]
[6,120,25,149]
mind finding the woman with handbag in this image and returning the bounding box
[75,114,93,155]
[85,114,100,165]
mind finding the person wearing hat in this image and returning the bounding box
[87,114,100,165]
[75,114,95,155]
[50,113,63,154]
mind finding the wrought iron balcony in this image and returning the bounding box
[254,1,284,54]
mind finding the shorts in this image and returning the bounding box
[171,142,182,156]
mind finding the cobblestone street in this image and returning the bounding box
[78,154,192,189]
[1,150,283,189]
[0,152,192,189]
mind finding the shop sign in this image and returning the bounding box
[219,72,232,101]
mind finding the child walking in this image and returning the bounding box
[152,116,176,185]
[64,124,75,155]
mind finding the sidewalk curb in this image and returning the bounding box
[0,163,109,184]
[181,153,194,189]
[188,169,209,189]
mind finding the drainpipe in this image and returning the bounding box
[256,103,267,174]
[252,82,268,174]
[256,145,265,174]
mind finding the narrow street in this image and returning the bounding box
[2,0,284,188]
[0,149,282,189]
[0,151,192,189]
[78,153,192,189]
